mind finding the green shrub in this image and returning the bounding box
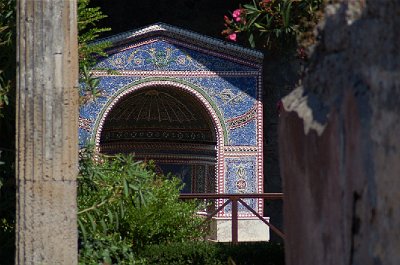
[137,241,284,265]
[123,175,206,248]
[79,233,138,265]
[77,147,207,264]
[139,241,223,265]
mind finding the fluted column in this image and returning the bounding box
[16,0,78,264]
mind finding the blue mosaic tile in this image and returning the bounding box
[79,77,141,120]
[229,120,257,146]
[98,76,142,97]
[183,77,257,119]
[224,199,256,214]
[78,129,91,147]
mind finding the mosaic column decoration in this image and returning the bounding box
[16,0,79,264]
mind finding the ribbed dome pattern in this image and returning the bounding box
[101,87,216,144]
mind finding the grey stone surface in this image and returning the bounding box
[208,218,270,242]
[279,0,400,264]
[16,0,79,264]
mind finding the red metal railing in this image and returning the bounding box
[179,193,284,243]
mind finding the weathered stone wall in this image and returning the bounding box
[279,0,400,264]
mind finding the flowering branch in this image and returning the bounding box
[222,0,323,55]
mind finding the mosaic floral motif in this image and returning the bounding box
[96,39,258,72]
[216,88,246,104]
[182,77,257,125]
[225,158,257,194]
[224,157,257,214]
[235,165,247,192]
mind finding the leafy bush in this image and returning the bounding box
[138,241,284,265]
[79,233,139,265]
[139,242,223,265]
[77,147,207,264]
[123,175,206,248]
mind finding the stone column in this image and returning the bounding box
[16,0,78,264]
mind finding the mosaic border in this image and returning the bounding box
[91,70,260,77]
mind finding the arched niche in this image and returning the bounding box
[98,86,218,193]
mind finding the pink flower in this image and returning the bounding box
[228,33,237,41]
[232,9,242,22]
[224,15,232,25]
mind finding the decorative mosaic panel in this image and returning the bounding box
[78,23,264,217]
[223,157,257,215]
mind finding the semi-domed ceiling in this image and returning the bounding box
[100,86,216,145]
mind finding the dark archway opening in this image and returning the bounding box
[99,86,217,194]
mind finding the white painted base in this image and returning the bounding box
[206,217,270,242]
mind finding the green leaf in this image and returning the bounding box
[107,208,113,224]
[283,0,293,28]
[248,33,255,48]
[77,218,88,242]
[123,178,129,197]
[100,218,107,234]
[248,13,261,27]
[115,209,120,229]
[119,203,125,219]
[254,23,265,29]
[128,183,139,191]
[86,212,96,232]
[243,4,259,12]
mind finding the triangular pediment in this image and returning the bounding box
[93,23,263,72]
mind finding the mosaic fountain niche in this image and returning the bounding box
[79,23,268,241]
[99,86,217,195]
